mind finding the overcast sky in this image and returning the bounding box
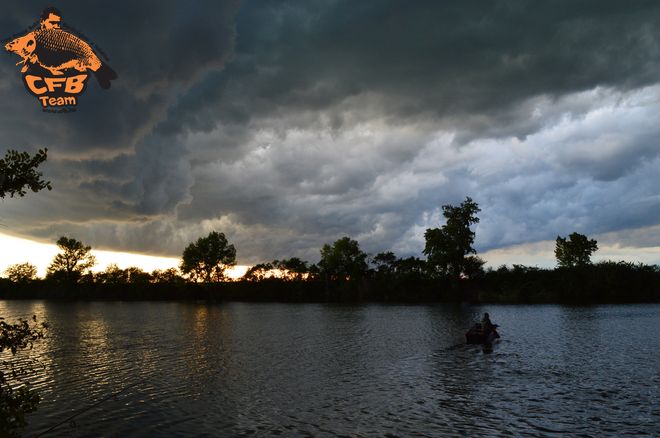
[2,0,660,267]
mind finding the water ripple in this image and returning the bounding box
[0,301,656,436]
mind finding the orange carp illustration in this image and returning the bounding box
[4,8,117,89]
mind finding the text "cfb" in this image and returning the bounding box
[24,74,88,95]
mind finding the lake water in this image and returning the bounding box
[1,301,658,437]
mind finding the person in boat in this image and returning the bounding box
[481,313,496,333]
[466,313,500,345]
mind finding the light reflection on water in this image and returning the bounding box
[0,301,657,437]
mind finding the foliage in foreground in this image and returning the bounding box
[0,149,52,199]
[0,316,46,437]
[1,146,50,436]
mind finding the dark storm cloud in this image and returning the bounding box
[164,0,660,262]
[1,0,239,151]
[1,0,240,236]
[3,0,660,263]
[166,0,660,138]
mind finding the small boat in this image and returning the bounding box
[465,323,500,345]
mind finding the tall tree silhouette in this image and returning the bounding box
[180,231,237,282]
[555,232,598,267]
[424,197,483,279]
[319,237,368,280]
[46,236,96,283]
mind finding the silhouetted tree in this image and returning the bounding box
[319,237,368,280]
[424,197,481,279]
[150,268,185,284]
[95,265,151,285]
[4,263,37,283]
[241,258,318,282]
[180,231,236,282]
[555,232,598,267]
[124,267,151,285]
[0,149,51,199]
[372,251,397,276]
[462,255,486,279]
[273,257,310,281]
[242,263,274,281]
[95,263,127,284]
[46,236,96,283]
[307,263,321,281]
[395,256,432,280]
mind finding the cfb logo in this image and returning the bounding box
[23,74,89,107]
[3,7,116,112]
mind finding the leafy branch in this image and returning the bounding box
[0,149,52,199]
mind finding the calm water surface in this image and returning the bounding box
[0,301,658,437]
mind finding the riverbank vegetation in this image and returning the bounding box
[0,150,657,304]
[1,198,658,304]
[1,259,658,304]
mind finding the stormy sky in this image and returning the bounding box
[2,0,660,267]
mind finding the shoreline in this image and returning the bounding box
[1,277,658,305]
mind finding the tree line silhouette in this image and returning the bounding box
[1,196,658,303]
[2,149,660,304]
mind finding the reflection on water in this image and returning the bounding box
[0,301,657,436]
